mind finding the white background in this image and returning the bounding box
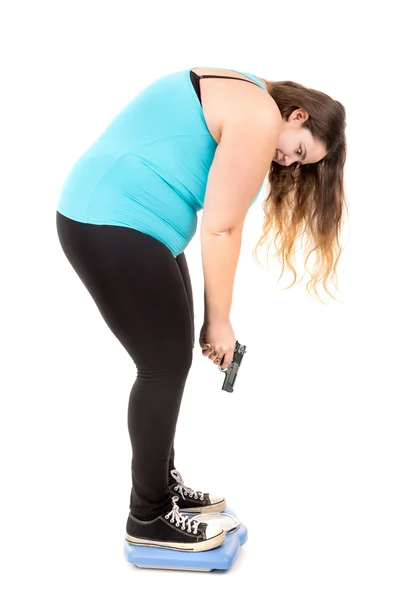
[1,1,399,598]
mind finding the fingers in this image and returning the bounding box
[201,343,221,365]
[201,343,214,355]
[202,343,218,359]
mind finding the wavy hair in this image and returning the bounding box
[253,80,348,303]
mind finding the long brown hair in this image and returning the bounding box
[253,80,348,303]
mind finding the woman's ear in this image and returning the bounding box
[289,108,309,123]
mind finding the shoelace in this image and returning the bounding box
[165,496,199,534]
[170,469,205,501]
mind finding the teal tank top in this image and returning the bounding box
[56,67,268,257]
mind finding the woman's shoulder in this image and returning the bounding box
[190,67,279,144]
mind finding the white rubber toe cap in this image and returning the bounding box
[209,494,225,504]
[205,524,224,540]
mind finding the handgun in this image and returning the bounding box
[218,341,247,393]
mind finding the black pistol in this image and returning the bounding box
[219,341,247,393]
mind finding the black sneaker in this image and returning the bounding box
[125,496,225,552]
[169,469,226,514]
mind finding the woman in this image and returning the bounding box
[56,66,347,553]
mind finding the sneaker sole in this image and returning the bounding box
[179,499,227,514]
[124,529,226,552]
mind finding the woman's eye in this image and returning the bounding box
[297,146,302,156]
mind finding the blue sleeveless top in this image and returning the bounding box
[56,67,268,257]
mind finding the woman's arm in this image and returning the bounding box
[201,102,280,322]
[201,228,242,322]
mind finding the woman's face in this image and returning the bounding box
[273,109,327,167]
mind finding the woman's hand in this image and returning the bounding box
[199,318,236,370]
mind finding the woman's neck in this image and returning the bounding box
[260,78,272,94]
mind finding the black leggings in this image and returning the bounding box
[56,211,195,520]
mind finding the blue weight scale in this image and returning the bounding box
[123,507,248,572]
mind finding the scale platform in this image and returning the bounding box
[124,507,247,572]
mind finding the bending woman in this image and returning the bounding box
[56,66,347,553]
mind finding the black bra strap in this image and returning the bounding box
[198,74,261,88]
